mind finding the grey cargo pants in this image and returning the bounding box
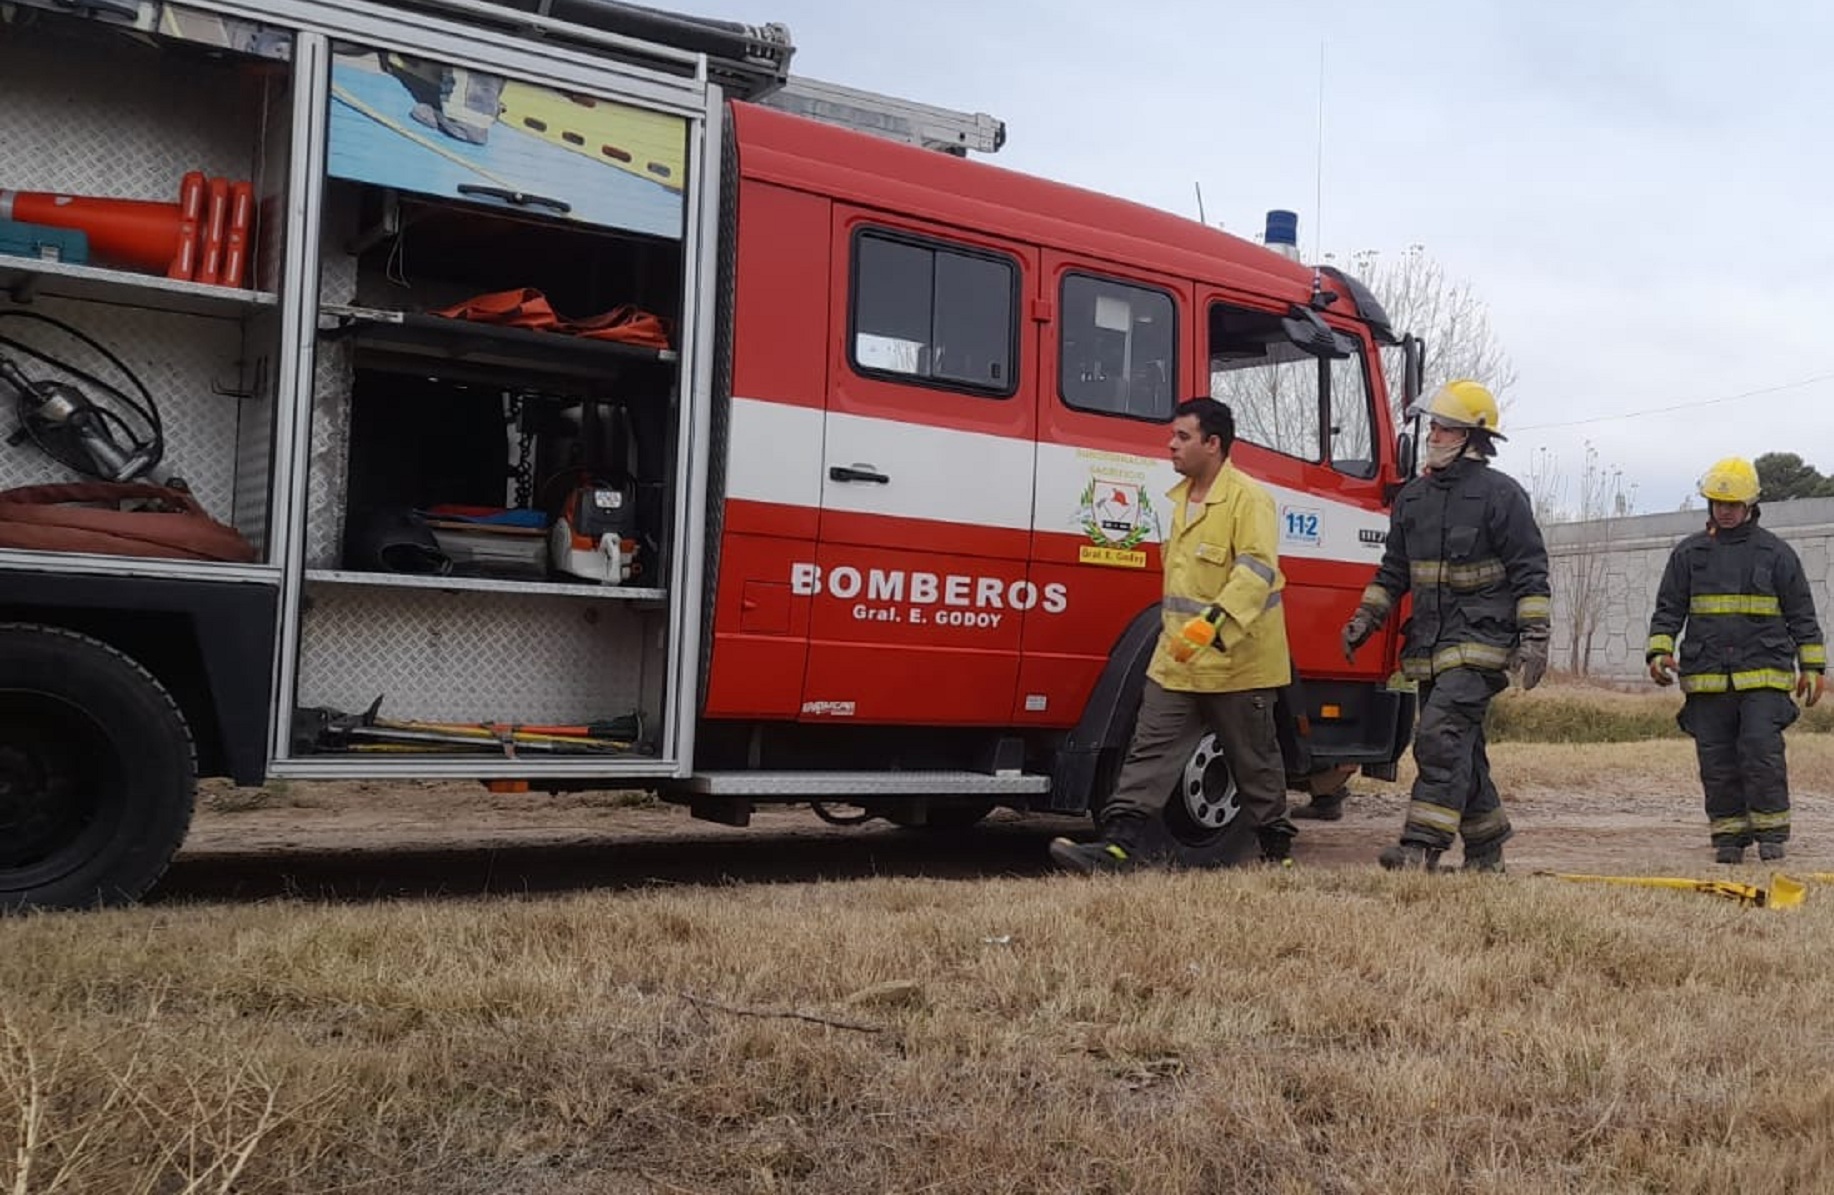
[1101,679,1293,847]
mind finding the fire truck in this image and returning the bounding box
[0,0,1424,912]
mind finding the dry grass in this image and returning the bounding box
[1388,732,1834,795]
[8,861,1834,1193]
[11,684,1834,1192]
[1487,679,1834,743]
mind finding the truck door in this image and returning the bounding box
[1015,253,1194,724]
[795,208,1038,724]
[1195,287,1394,683]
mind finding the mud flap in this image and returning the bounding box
[1272,672,1313,783]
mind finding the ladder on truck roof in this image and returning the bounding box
[755,75,1005,156]
[402,0,1006,153]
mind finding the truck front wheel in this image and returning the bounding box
[0,625,196,913]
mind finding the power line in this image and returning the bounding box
[1510,371,1834,433]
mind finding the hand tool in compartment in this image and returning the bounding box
[0,310,163,482]
[293,696,643,758]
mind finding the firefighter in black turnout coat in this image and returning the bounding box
[1646,457,1825,864]
[1342,380,1551,872]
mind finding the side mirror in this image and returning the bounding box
[1386,430,1417,503]
[1282,305,1351,359]
[1401,333,1424,408]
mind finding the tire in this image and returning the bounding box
[1126,730,1258,869]
[0,624,196,913]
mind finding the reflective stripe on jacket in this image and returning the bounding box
[1645,513,1825,693]
[1359,455,1550,682]
[1146,460,1291,693]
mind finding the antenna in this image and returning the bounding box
[1313,39,1325,260]
[1194,181,1207,226]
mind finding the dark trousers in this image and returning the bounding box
[1678,688,1797,846]
[1102,679,1292,846]
[1399,666,1512,852]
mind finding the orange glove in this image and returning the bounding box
[1797,670,1825,707]
[1170,606,1226,663]
[1648,654,1676,686]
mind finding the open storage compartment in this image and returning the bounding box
[0,3,295,565]
[291,37,694,765]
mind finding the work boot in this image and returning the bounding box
[1759,842,1786,862]
[1715,844,1746,865]
[1463,844,1506,874]
[1290,786,1346,821]
[1049,834,1142,875]
[1378,842,1442,872]
[1257,828,1296,868]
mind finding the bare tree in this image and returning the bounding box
[1525,445,1565,524]
[1219,242,1516,457]
[1539,441,1638,675]
[1322,244,1519,424]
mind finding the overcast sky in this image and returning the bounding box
[718,0,1834,517]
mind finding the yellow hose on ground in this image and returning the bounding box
[1534,871,1807,910]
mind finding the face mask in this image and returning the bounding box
[1423,433,1467,472]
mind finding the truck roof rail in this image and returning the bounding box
[397,0,797,99]
[754,75,1005,156]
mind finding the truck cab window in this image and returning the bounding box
[1328,352,1377,478]
[1208,301,1326,463]
[850,229,1016,396]
[1059,273,1177,420]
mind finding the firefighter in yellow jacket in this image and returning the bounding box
[1050,397,1295,873]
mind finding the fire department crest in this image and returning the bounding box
[1078,478,1155,549]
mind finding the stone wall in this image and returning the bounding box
[1542,498,1834,681]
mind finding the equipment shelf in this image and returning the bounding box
[304,568,667,602]
[0,255,279,319]
[317,302,678,387]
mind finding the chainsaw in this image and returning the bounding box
[548,478,639,584]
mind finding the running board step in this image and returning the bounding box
[679,770,1051,797]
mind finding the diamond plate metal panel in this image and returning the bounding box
[303,187,361,568]
[0,296,254,521]
[232,308,282,554]
[304,341,354,567]
[0,15,278,207]
[296,583,657,724]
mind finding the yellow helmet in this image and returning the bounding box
[1698,456,1759,505]
[1408,379,1505,440]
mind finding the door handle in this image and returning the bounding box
[456,184,573,215]
[829,464,890,484]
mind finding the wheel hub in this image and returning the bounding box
[1181,733,1240,831]
[0,740,65,868]
[0,710,101,875]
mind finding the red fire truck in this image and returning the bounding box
[0,0,1421,912]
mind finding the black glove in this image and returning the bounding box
[1341,606,1379,663]
[1511,626,1550,690]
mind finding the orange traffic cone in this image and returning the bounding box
[0,172,209,276]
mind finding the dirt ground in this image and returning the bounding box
[159,750,1834,905]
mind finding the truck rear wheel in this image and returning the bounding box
[0,625,196,913]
